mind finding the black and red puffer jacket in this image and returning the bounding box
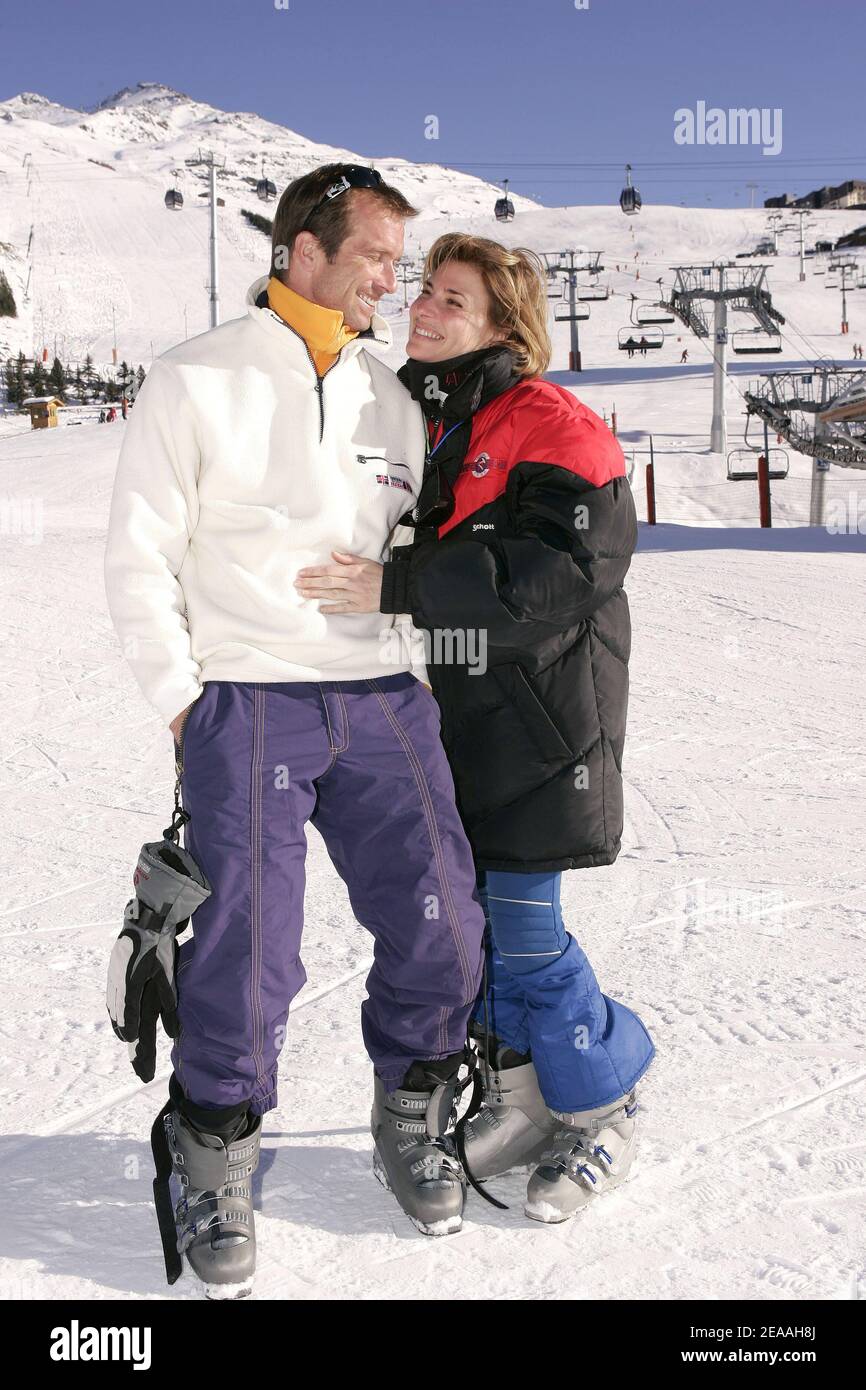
[380,345,637,873]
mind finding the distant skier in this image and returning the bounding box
[680,349,689,364]
[638,335,649,357]
[624,335,637,358]
[99,409,106,424]
[106,406,117,423]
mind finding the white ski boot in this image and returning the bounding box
[525,1089,638,1224]
[458,1040,559,1182]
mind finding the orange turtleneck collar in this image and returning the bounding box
[266,277,359,376]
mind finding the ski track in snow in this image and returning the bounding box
[1,166,866,1296]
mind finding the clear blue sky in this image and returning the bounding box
[0,0,861,207]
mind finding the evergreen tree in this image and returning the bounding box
[29,358,46,397]
[48,356,66,401]
[12,352,27,405]
[82,353,96,402]
[4,357,18,404]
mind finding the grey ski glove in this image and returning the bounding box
[107,838,212,1082]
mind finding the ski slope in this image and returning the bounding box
[1,413,864,1302]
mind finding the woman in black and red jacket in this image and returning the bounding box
[297,235,655,1223]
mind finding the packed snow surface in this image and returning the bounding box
[1,84,865,1302]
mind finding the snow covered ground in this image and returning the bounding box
[1,410,864,1302]
[1,82,865,1302]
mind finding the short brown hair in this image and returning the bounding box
[423,234,552,378]
[270,164,417,276]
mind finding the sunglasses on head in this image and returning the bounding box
[301,165,384,231]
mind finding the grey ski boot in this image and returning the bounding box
[371,1055,467,1237]
[525,1088,638,1224]
[458,1037,559,1183]
[164,1105,262,1298]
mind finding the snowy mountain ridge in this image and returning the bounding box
[0,83,863,380]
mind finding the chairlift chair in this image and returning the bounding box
[554,301,590,321]
[577,281,610,301]
[618,325,663,351]
[636,304,675,324]
[494,178,515,222]
[730,330,783,355]
[629,294,674,325]
[726,447,789,481]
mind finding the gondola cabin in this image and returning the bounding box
[495,178,515,222]
[620,164,642,216]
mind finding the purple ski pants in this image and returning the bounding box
[170,674,486,1116]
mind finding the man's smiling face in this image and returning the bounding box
[303,190,405,330]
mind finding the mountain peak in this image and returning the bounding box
[1,91,77,116]
[87,82,192,114]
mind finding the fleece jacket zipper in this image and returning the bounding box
[262,302,379,445]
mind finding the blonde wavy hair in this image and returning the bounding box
[422,233,551,379]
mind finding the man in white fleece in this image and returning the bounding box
[104,164,486,1281]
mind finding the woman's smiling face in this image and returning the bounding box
[407,261,505,361]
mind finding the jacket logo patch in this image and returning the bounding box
[374,474,413,492]
[464,452,507,478]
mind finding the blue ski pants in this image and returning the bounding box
[472,869,655,1112]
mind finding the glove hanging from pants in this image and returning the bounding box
[107,837,212,1082]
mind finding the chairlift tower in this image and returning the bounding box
[664,263,786,453]
[542,250,596,371]
[185,149,226,328]
[767,212,784,253]
[781,208,811,282]
[396,256,422,309]
[826,258,857,334]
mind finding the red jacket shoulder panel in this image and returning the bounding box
[439,379,626,537]
[467,378,625,487]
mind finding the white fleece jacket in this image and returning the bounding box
[104,277,427,725]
